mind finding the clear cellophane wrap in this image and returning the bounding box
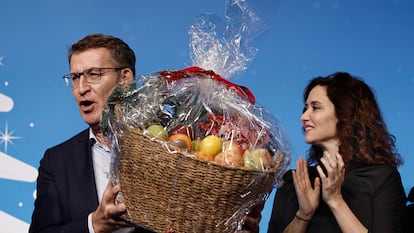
[102,1,291,232]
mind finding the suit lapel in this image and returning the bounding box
[73,130,99,212]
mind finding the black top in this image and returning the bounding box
[267,163,406,233]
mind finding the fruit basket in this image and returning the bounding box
[101,1,291,231]
[103,67,291,233]
[117,126,281,233]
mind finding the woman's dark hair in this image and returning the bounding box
[304,72,403,168]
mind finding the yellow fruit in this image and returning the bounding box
[200,135,222,157]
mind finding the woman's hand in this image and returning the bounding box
[316,151,367,233]
[292,157,321,220]
[317,151,345,207]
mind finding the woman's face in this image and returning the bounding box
[301,85,339,148]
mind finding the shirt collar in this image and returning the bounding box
[89,128,110,152]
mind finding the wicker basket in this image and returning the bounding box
[117,126,279,233]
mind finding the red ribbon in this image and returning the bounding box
[159,66,256,104]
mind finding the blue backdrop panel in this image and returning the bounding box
[0,1,413,232]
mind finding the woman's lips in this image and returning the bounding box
[303,125,313,133]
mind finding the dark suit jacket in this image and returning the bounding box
[403,187,414,233]
[29,129,153,233]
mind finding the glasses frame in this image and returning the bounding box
[62,67,125,87]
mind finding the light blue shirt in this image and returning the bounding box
[87,129,134,233]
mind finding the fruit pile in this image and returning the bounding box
[146,121,273,170]
[104,67,291,172]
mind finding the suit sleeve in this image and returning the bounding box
[29,149,90,233]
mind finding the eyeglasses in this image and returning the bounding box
[62,67,124,87]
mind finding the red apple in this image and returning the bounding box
[214,151,242,167]
[213,141,243,166]
[243,148,272,170]
[222,140,243,157]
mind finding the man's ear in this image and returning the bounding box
[120,68,134,83]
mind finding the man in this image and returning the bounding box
[29,34,150,233]
[30,33,261,233]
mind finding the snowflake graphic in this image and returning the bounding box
[0,122,22,153]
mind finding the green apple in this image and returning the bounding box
[146,124,168,141]
[192,137,202,151]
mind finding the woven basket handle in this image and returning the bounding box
[159,66,256,104]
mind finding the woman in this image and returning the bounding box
[267,72,406,233]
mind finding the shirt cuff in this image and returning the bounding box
[88,213,95,233]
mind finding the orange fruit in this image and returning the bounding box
[168,133,192,150]
[194,151,214,161]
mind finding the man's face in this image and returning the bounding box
[69,48,123,128]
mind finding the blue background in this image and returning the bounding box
[0,0,413,232]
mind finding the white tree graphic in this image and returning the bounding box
[0,56,38,233]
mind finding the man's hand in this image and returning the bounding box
[92,182,133,233]
[236,201,264,233]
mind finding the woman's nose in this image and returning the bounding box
[301,110,309,122]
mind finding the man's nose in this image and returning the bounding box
[77,75,91,92]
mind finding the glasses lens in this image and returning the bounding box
[62,68,122,87]
[84,68,103,83]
